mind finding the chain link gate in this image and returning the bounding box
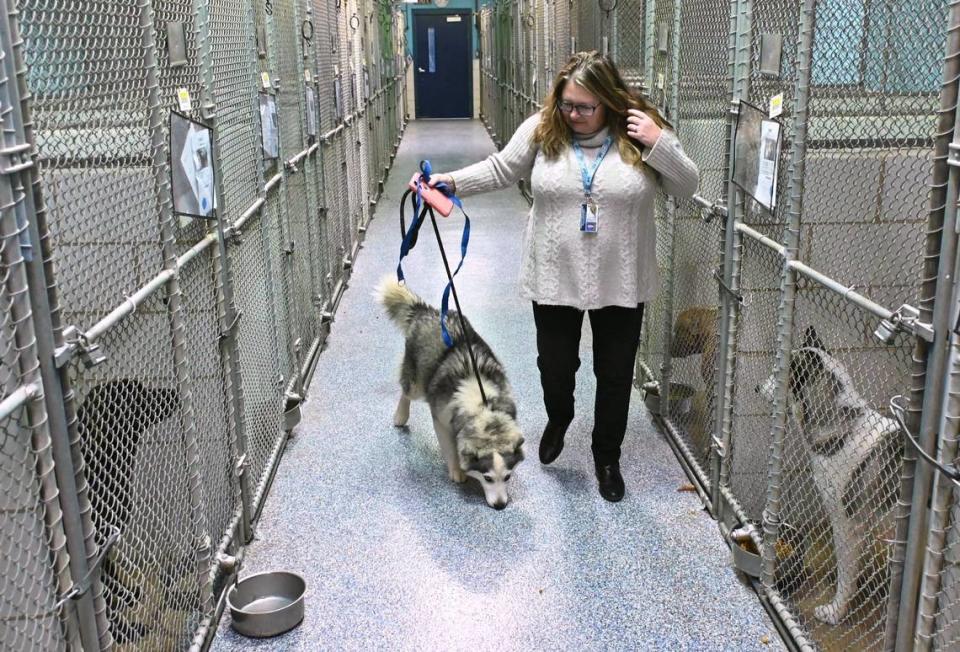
[0,21,77,649]
[0,0,407,648]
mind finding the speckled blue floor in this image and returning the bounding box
[212,120,784,651]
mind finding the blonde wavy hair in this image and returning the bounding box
[533,51,670,170]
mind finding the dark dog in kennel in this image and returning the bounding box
[77,378,181,645]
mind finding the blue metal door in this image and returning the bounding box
[413,12,472,118]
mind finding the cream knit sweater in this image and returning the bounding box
[450,114,699,310]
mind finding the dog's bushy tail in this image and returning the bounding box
[376,275,427,333]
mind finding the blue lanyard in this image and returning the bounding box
[572,135,613,198]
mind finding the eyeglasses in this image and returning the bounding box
[558,100,599,116]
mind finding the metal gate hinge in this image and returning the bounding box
[201,102,218,121]
[218,310,242,341]
[711,435,726,458]
[235,453,248,478]
[910,319,935,343]
[0,142,34,175]
[949,142,960,168]
[53,341,77,369]
[54,526,120,609]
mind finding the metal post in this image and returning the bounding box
[608,1,617,61]
[644,0,656,94]
[712,0,751,518]
[0,58,79,651]
[263,0,298,392]
[888,2,960,648]
[0,3,109,648]
[299,0,321,301]
[193,0,254,547]
[760,0,815,604]
[915,150,960,647]
[292,0,323,387]
[655,0,683,418]
[139,0,213,624]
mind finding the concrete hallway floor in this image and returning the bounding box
[212,119,784,651]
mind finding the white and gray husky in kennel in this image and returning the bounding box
[377,277,525,510]
[757,326,901,625]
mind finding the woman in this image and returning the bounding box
[429,51,699,502]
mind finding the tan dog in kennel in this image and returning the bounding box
[669,306,719,456]
[670,306,719,389]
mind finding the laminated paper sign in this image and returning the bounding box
[305,85,318,139]
[754,120,781,210]
[259,93,279,160]
[732,100,781,211]
[170,111,217,219]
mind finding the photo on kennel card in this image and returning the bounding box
[169,112,218,220]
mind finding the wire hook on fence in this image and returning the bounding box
[54,526,121,610]
[598,0,618,10]
[890,394,960,489]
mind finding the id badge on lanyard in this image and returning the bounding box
[580,197,599,233]
[574,136,613,235]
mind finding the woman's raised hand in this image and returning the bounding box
[625,109,662,148]
[427,173,455,191]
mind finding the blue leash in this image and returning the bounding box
[396,160,487,405]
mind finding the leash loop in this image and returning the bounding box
[396,160,487,405]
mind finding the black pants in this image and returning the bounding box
[532,302,645,465]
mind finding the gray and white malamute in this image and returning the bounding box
[757,326,902,625]
[376,277,524,510]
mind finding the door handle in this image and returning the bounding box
[417,67,426,73]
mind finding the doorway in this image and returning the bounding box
[413,11,472,118]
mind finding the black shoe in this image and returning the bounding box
[538,421,568,465]
[595,462,625,502]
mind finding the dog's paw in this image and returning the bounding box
[449,467,466,483]
[393,398,410,426]
[814,602,845,626]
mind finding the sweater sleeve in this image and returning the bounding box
[642,129,700,200]
[449,114,541,197]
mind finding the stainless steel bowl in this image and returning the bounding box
[642,381,695,416]
[227,571,305,638]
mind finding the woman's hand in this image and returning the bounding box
[427,172,455,192]
[626,109,662,148]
